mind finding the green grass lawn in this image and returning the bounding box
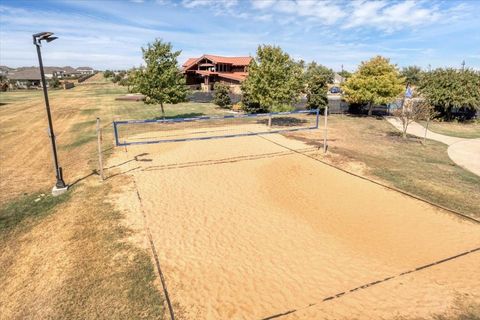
[419,120,480,139]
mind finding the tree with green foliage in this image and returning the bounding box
[0,74,8,91]
[241,45,303,113]
[304,62,334,84]
[213,82,231,108]
[103,70,114,78]
[304,62,329,110]
[132,39,188,118]
[400,65,423,86]
[337,70,352,80]
[343,56,405,116]
[118,68,137,92]
[112,74,122,84]
[419,68,480,120]
[49,75,60,89]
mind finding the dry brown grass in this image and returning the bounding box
[0,177,165,319]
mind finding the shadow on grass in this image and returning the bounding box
[70,170,99,188]
[256,117,308,127]
[385,131,424,144]
[0,190,71,233]
[153,112,205,120]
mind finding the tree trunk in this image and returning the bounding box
[424,118,430,144]
[367,102,373,116]
[160,102,165,120]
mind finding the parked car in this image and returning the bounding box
[330,86,342,94]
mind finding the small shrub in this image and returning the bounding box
[213,83,231,108]
[232,103,242,112]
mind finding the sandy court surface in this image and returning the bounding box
[109,132,480,320]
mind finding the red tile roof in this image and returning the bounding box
[218,72,248,81]
[182,58,197,68]
[182,54,252,69]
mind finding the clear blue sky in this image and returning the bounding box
[1,0,479,71]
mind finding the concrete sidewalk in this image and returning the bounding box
[385,117,480,177]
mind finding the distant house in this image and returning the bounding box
[7,68,42,88]
[333,73,345,84]
[76,67,95,75]
[0,65,13,78]
[182,54,252,93]
[6,66,88,88]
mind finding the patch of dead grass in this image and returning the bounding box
[0,178,165,320]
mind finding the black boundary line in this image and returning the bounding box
[120,132,479,320]
[254,133,480,319]
[141,147,318,172]
[260,247,480,320]
[133,177,176,320]
[256,134,480,224]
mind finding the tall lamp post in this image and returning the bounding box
[33,32,68,195]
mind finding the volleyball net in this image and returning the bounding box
[113,109,320,146]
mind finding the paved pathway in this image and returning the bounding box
[385,117,480,177]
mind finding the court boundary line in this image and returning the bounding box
[132,176,176,320]
[256,134,480,225]
[260,247,480,319]
[121,132,479,319]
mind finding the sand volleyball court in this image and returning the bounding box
[110,131,480,320]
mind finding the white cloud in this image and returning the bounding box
[265,0,346,25]
[343,0,441,32]
[181,0,237,9]
[251,0,276,10]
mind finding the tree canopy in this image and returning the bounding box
[337,70,352,80]
[419,68,480,120]
[304,62,329,110]
[342,56,405,115]
[304,62,334,84]
[241,45,303,113]
[400,65,423,86]
[103,70,114,78]
[132,39,187,117]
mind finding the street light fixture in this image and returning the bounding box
[33,32,68,196]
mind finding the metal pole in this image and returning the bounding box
[323,106,328,153]
[96,118,105,180]
[35,43,67,189]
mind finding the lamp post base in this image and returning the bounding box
[52,185,69,196]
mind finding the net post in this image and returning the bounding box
[323,106,328,153]
[96,118,105,181]
[113,121,120,146]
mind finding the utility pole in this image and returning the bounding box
[33,32,68,196]
[461,60,465,71]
